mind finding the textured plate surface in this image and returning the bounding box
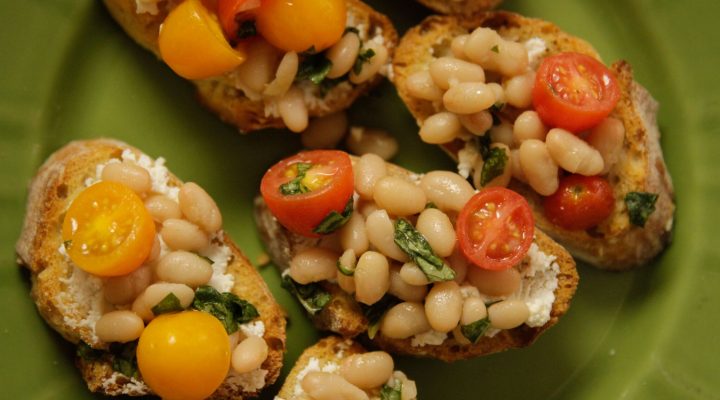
[1,0,718,398]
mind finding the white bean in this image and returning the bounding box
[235,39,280,97]
[101,161,152,194]
[160,218,209,251]
[373,176,427,217]
[587,117,625,174]
[419,112,464,144]
[545,128,604,176]
[354,153,387,200]
[140,282,195,315]
[232,336,269,374]
[424,281,463,333]
[388,264,428,302]
[340,352,394,389]
[443,82,496,114]
[429,57,485,90]
[466,263,521,297]
[405,70,443,101]
[399,262,430,286]
[289,247,338,284]
[486,82,506,105]
[354,251,390,305]
[380,302,431,339]
[451,34,470,59]
[346,127,398,160]
[519,139,559,195]
[144,195,182,223]
[95,310,144,343]
[459,110,493,136]
[337,249,357,294]
[488,299,529,329]
[504,71,535,109]
[301,111,348,149]
[350,42,389,84]
[103,264,152,305]
[447,249,469,284]
[278,86,309,133]
[340,212,369,254]
[156,250,213,288]
[463,27,501,65]
[489,120,514,147]
[420,171,475,212]
[301,372,369,400]
[263,51,298,97]
[513,110,547,144]
[510,148,527,183]
[179,182,222,233]
[473,143,512,189]
[365,210,409,262]
[494,41,530,77]
[416,208,455,257]
[326,32,361,79]
[461,297,488,325]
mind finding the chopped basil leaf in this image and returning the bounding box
[151,293,184,315]
[236,20,257,40]
[313,197,354,234]
[362,295,400,340]
[425,202,437,209]
[281,274,331,315]
[352,48,376,75]
[380,380,403,400]
[491,111,502,126]
[191,285,259,334]
[491,102,505,113]
[460,317,491,343]
[480,147,508,186]
[319,77,344,97]
[344,26,360,35]
[394,219,456,282]
[475,134,492,159]
[296,53,333,84]
[491,45,500,53]
[337,260,355,276]
[109,341,139,378]
[625,192,658,227]
[279,162,312,195]
[76,341,102,360]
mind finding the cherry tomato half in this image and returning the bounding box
[532,52,620,133]
[543,174,614,231]
[217,0,261,41]
[256,0,347,52]
[456,187,534,271]
[260,150,354,238]
[159,0,245,80]
[61,181,156,277]
[137,311,231,400]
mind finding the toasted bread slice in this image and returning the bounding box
[16,139,286,397]
[416,0,502,15]
[102,0,398,133]
[254,155,578,362]
[277,336,417,400]
[392,12,675,270]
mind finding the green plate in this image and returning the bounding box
[1,0,718,398]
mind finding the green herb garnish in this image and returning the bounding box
[393,219,456,282]
[425,202,437,209]
[460,317,491,343]
[279,162,312,195]
[191,285,259,334]
[625,192,658,227]
[352,48,376,75]
[344,27,360,35]
[313,197,353,234]
[109,341,139,378]
[490,102,505,113]
[151,293,184,316]
[76,341,102,360]
[296,53,333,84]
[380,380,403,400]
[491,45,500,53]
[362,295,400,339]
[475,134,492,159]
[337,260,355,276]
[480,147,508,186]
[281,274,331,315]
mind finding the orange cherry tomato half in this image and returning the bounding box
[543,174,614,231]
[61,181,156,277]
[159,0,245,80]
[532,52,621,133]
[456,187,534,271]
[137,311,231,400]
[260,150,354,238]
[217,0,261,42]
[255,0,347,52]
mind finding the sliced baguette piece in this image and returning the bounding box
[392,12,675,270]
[102,0,398,133]
[416,0,502,15]
[254,155,579,362]
[15,139,286,397]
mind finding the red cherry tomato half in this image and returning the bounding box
[217,0,260,41]
[532,52,621,133]
[543,174,615,230]
[456,187,535,271]
[260,150,354,238]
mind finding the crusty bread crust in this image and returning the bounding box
[392,12,675,270]
[102,0,398,133]
[276,336,367,400]
[416,0,502,15]
[254,155,579,362]
[16,139,286,397]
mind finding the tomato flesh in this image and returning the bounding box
[260,150,354,237]
[543,174,614,230]
[456,187,534,271]
[137,311,230,400]
[256,0,346,52]
[62,181,156,277]
[532,52,620,133]
[159,0,245,79]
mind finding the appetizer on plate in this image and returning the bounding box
[16,139,285,398]
[103,0,397,133]
[277,336,418,400]
[392,12,675,270]
[254,150,578,361]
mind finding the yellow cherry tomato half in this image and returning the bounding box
[137,311,231,400]
[256,0,347,52]
[159,0,245,80]
[61,181,155,277]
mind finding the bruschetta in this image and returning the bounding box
[254,150,578,362]
[102,0,398,133]
[15,139,286,398]
[392,12,675,270]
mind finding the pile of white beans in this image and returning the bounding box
[87,158,268,375]
[299,352,417,400]
[404,27,625,195]
[288,154,535,344]
[232,26,389,133]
